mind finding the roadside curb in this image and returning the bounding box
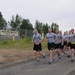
[0,57,36,70]
[0,53,49,70]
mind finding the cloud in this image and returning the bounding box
[0,0,75,31]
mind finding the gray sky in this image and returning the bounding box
[0,0,75,32]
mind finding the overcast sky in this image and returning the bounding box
[0,0,75,32]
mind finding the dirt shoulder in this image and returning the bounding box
[0,48,48,66]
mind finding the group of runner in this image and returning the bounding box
[32,28,75,64]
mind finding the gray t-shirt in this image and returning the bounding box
[67,34,72,40]
[62,35,69,42]
[55,34,62,44]
[45,32,55,43]
[70,34,75,43]
[32,33,42,44]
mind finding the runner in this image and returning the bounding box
[59,30,62,35]
[59,30,64,52]
[45,28,55,64]
[54,29,62,59]
[32,28,46,62]
[62,32,69,53]
[70,29,75,62]
[67,30,72,58]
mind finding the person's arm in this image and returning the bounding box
[61,35,63,45]
[53,34,56,43]
[36,34,42,45]
[32,39,34,43]
[45,37,48,42]
[45,34,48,42]
[67,36,70,43]
[39,34,42,43]
[32,35,34,43]
[39,39,42,44]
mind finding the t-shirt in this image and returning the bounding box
[70,34,75,43]
[67,34,73,41]
[55,34,62,44]
[62,35,69,42]
[32,33,42,44]
[45,32,55,43]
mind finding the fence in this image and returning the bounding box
[18,29,33,37]
[0,28,33,40]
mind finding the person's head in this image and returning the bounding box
[56,29,59,34]
[48,28,52,33]
[71,28,74,34]
[59,30,62,35]
[34,28,38,34]
[69,30,72,34]
[64,32,67,35]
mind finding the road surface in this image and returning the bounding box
[0,54,75,75]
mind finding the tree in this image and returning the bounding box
[20,19,33,30]
[35,20,50,34]
[0,12,7,28]
[42,23,50,35]
[9,14,22,28]
[51,23,59,33]
[35,20,43,33]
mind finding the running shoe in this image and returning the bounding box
[67,55,70,58]
[43,55,46,59]
[52,57,56,61]
[48,60,52,64]
[36,59,40,62]
[59,56,61,59]
[71,59,74,62]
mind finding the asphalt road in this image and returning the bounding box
[0,54,75,75]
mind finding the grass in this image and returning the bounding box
[0,38,47,50]
[0,38,48,64]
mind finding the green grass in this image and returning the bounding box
[0,38,47,50]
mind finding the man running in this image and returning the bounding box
[62,32,69,53]
[70,29,75,62]
[67,30,72,58]
[32,28,45,62]
[45,28,55,64]
[54,29,62,59]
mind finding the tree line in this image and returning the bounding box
[0,12,59,34]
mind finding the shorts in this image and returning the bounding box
[67,42,71,47]
[70,44,75,49]
[48,43,55,50]
[60,45,64,49]
[33,43,42,51]
[55,43,61,49]
[63,41,67,46]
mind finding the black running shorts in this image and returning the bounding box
[33,43,42,51]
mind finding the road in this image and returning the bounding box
[0,54,75,75]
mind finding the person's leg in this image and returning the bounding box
[67,47,71,58]
[64,46,67,52]
[61,42,66,54]
[52,49,57,60]
[52,43,56,60]
[48,43,54,64]
[52,43,55,60]
[37,43,46,59]
[33,44,40,62]
[48,50,53,63]
[38,51,46,58]
[34,51,39,61]
[57,49,61,59]
[55,44,61,58]
[71,49,75,62]
[38,51,43,55]
[63,42,67,53]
